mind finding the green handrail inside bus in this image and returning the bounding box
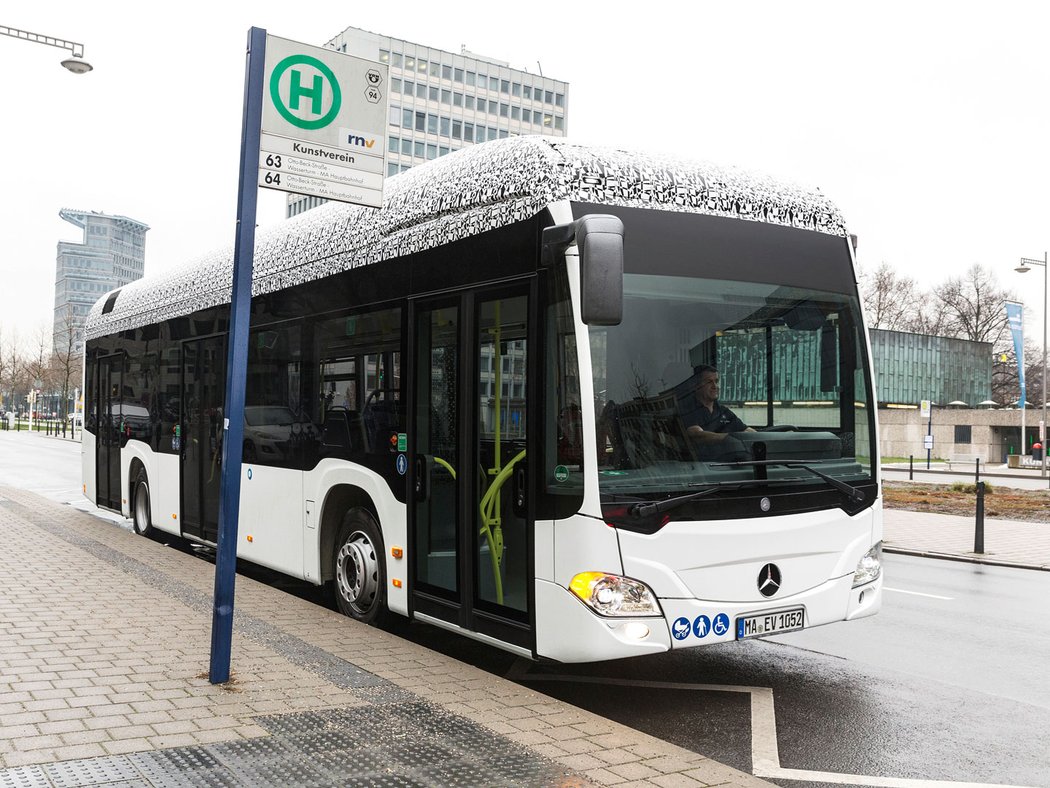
[432,455,456,479]
[428,447,525,607]
[478,448,526,606]
[429,300,527,606]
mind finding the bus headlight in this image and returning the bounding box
[569,572,661,617]
[852,542,882,588]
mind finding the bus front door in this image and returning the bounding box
[410,287,534,653]
[96,353,123,511]
[180,336,226,542]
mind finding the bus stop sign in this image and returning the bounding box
[259,35,388,208]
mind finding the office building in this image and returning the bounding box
[287,26,569,218]
[868,329,992,407]
[54,209,149,354]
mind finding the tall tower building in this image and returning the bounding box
[54,209,149,354]
[286,26,569,218]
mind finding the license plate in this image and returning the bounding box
[736,607,805,639]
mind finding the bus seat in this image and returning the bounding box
[323,407,374,455]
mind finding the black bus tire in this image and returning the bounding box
[333,508,388,624]
[132,468,153,537]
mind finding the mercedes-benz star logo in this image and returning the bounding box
[758,563,782,597]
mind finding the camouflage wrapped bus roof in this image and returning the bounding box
[86,136,847,339]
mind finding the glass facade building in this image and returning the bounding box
[868,328,991,406]
[710,327,990,408]
[287,26,568,218]
[54,209,149,354]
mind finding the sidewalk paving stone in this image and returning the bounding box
[882,507,1050,570]
[0,485,771,787]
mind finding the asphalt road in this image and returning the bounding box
[408,554,1050,788]
[5,431,1049,787]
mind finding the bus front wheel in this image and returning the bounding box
[132,469,153,537]
[333,509,388,624]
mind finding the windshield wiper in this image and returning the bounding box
[712,460,865,502]
[629,483,743,518]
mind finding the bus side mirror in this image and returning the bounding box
[577,215,624,326]
[542,214,624,327]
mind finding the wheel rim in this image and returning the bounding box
[335,530,379,615]
[133,481,149,533]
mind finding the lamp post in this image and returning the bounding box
[1015,252,1048,477]
[0,25,92,73]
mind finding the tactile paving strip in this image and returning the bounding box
[0,496,583,787]
[0,766,51,788]
[43,757,141,787]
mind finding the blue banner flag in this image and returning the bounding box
[1005,301,1026,408]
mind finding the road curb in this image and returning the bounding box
[882,465,1050,484]
[882,545,1050,572]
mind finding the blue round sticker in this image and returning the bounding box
[396,453,408,476]
[692,615,711,638]
[671,617,691,640]
[713,613,730,637]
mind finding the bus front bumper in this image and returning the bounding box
[534,573,881,662]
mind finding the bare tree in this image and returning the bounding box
[2,329,30,416]
[21,324,60,417]
[0,325,7,414]
[858,262,922,331]
[931,264,1014,346]
[904,298,953,337]
[991,337,1043,407]
[51,304,83,420]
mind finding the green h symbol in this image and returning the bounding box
[270,54,341,130]
[289,70,324,116]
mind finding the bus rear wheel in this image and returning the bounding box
[132,469,153,537]
[333,509,387,624]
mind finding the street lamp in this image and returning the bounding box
[1014,252,1048,477]
[0,25,92,73]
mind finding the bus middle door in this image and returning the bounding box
[409,286,535,654]
[96,353,123,512]
[180,335,226,542]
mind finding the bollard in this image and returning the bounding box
[909,455,914,481]
[974,481,985,554]
[975,457,980,484]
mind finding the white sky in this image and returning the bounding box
[2,0,1049,348]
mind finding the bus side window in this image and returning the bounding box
[314,308,403,458]
[362,351,402,453]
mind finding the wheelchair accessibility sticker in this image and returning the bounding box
[712,613,730,636]
[673,613,731,641]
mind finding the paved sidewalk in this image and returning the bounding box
[0,486,771,788]
[883,508,1050,570]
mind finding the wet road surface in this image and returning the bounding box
[6,432,1049,787]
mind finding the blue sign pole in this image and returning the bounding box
[210,26,266,685]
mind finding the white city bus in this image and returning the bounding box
[82,137,882,663]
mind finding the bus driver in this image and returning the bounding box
[683,365,754,446]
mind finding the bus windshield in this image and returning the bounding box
[589,273,875,498]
